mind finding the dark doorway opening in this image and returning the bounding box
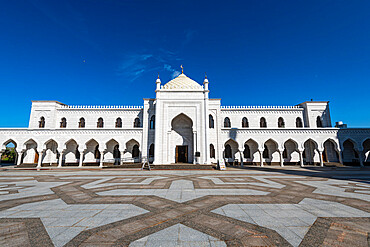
[176,145,188,163]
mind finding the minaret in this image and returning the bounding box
[203,73,209,98]
[153,74,162,164]
[203,73,210,164]
[156,74,161,91]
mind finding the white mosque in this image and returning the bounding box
[0,70,369,168]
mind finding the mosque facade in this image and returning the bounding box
[0,72,369,168]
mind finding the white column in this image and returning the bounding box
[120,151,125,165]
[17,152,22,166]
[259,150,264,167]
[167,131,171,164]
[216,107,223,164]
[37,151,43,168]
[141,100,149,159]
[203,78,210,165]
[240,150,244,167]
[278,150,284,167]
[318,150,324,167]
[358,149,364,167]
[153,98,162,165]
[79,152,84,167]
[299,150,304,167]
[193,131,197,164]
[338,150,343,164]
[99,152,104,167]
[58,151,63,167]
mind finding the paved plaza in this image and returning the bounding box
[0,167,369,246]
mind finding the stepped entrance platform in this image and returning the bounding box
[150,163,214,170]
[8,163,215,170]
[104,163,214,170]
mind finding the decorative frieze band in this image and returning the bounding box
[57,110,142,114]
[221,110,303,114]
[221,129,339,135]
[0,129,143,135]
[59,105,143,109]
[221,105,302,109]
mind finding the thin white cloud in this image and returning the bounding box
[163,64,181,78]
[172,71,181,78]
[116,49,183,82]
[117,54,154,82]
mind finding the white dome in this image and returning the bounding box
[162,73,202,89]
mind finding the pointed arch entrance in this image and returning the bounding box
[171,113,193,163]
[1,140,17,165]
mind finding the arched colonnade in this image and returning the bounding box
[0,138,142,167]
[218,137,370,167]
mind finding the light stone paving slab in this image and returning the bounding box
[295,180,370,202]
[0,198,149,247]
[212,198,370,247]
[77,176,168,189]
[129,223,226,247]
[98,179,269,202]
[200,175,304,188]
[0,180,70,202]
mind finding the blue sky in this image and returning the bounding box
[0,0,369,127]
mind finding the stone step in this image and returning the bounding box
[324,162,345,167]
[151,164,214,170]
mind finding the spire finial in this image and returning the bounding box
[158,72,160,79]
[205,72,207,79]
[180,65,183,74]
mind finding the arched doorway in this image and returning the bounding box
[342,139,359,166]
[303,139,319,165]
[283,139,299,166]
[84,139,100,165]
[1,140,17,165]
[263,139,279,165]
[323,139,340,163]
[362,139,370,165]
[22,139,38,165]
[224,139,239,165]
[149,144,154,163]
[171,114,193,163]
[105,139,120,165]
[64,139,79,166]
[124,139,140,163]
[244,139,258,165]
[43,140,58,166]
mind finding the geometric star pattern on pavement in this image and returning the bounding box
[0,168,369,246]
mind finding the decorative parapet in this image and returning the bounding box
[220,105,302,109]
[0,128,143,135]
[337,128,370,134]
[221,128,339,135]
[58,105,143,109]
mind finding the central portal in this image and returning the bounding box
[176,145,188,163]
[170,113,193,164]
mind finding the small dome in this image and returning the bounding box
[162,73,202,89]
